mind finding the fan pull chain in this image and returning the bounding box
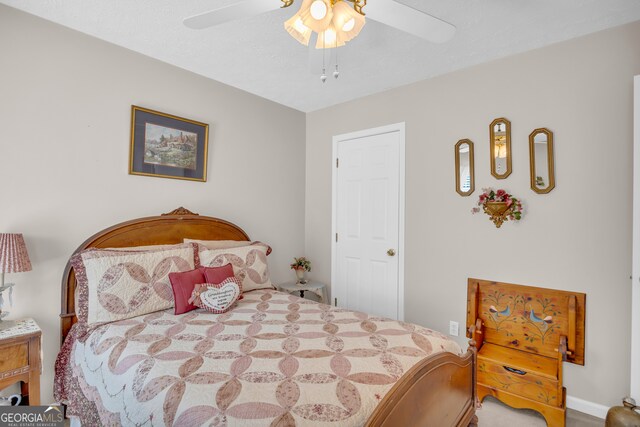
[319,32,341,83]
[334,36,339,79]
[320,33,327,83]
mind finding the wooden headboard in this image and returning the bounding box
[60,207,250,344]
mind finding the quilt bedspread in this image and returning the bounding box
[56,290,461,426]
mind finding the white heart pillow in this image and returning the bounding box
[189,277,242,314]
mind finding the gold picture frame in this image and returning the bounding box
[129,105,209,182]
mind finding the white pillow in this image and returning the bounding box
[183,239,249,250]
[71,243,197,325]
[73,243,188,313]
[185,239,272,256]
[198,244,273,292]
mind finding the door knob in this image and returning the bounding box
[387,249,396,256]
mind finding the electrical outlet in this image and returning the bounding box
[449,321,459,337]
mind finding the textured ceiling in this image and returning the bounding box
[2,0,640,112]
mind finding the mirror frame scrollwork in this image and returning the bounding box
[529,128,555,194]
[490,118,512,179]
[454,139,475,196]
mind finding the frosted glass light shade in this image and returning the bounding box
[315,24,346,48]
[331,1,365,42]
[284,14,312,45]
[343,18,355,32]
[299,0,333,32]
[285,0,366,49]
[310,0,327,19]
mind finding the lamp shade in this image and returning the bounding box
[315,24,346,48]
[331,1,365,42]
[284,14,312,46]
[299,0,334,33]
[0,234,32,273]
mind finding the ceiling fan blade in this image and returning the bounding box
[365,0,456,43]
[184,0,283,29]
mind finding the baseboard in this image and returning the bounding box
[566,395,609,420]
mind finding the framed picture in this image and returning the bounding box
[129,106,209,182]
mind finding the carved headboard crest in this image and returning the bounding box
[162,207,199,216]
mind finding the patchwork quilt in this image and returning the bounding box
[55,290,461,426]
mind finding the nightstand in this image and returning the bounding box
[0,319,41,405]
[278,281,328,304]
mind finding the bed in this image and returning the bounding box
[55,208,477,426]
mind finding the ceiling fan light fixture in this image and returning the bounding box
[310,0,328,19]
[299,0,333,32]
[330,1,365,42]
[284,14,312,45]
[315,24,345,49]
[342,18,355,32]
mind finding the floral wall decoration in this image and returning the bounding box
[472,188,523,228]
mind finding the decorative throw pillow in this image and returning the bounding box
[73,243,199,317]
[200,264,234,284]
[200,263,244,300]
[198,244,274,292]
[185,239,248,250]
[102,243,201,266]
[106,244,183,251]
[186,239,272,256]
[71,243,197,325]
[169,268,206,315]
[189,277,242,314]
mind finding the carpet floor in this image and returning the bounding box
[63,395,606,426]
[477,397,604,426]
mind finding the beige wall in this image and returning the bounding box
[3,0,639,411]
[306,21,640,406]
[0,5,305,404]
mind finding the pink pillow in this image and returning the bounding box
[200,264,235,284]
[169,268,206,315]
[72,243,197,325]
[189,277,242,314]
[200,264,243,299]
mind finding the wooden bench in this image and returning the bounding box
[466,278,586,427]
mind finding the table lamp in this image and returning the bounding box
[0,233,32,323]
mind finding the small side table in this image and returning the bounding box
[278,281,328,304]
[0,319,41,405]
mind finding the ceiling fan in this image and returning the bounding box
[184,0,456,81]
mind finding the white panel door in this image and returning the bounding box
[334,126,403,320]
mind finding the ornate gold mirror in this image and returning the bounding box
[529,128,555,193]
[490,118,512,179]
[454,139,474,196]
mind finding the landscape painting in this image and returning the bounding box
[129,106,209,182]
[143,123,198,170]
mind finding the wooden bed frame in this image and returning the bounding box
[60,207,477,427]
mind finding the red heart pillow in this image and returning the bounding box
[189,277,242,314]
